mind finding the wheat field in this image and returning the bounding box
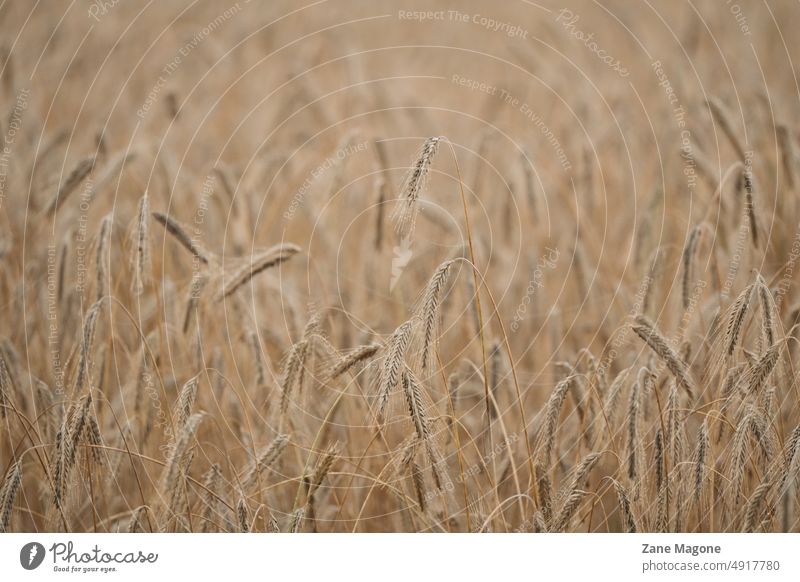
[1,0,800,533]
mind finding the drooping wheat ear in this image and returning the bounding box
[0,460,22,533]
[248,331,266,387]
[126,506,147,533]
[707,96,747,161]
[242,434,289,491]
[639,248,660,317]
[541,377,571,467]
[74,300,102,396]
[550,489,587,533]
[53,394,92,505]
[744,343,780,395]
[740,163,760,248]
[131,191,150,296]
[0,354,11,419]
[777,124,798,189]
[237,498,250,532]
[152,211,211,264]
[632,315,695,399]
[779,424,800,497]
[330,343,381,379]
[564,453,601,501]
[401,369,445,488]
[784,422,800,470]
[308,442,340,503]
[289,507,304,533]
[730,410,754,505]
[175,374,199,429]
[749,408,776,459]
[626,370,645,479]
[391,136,440,237]
[654,428,670,532]
[217,243,301,300]
[666,382,681,467]
[603,367,630,428]
[57,233,71,305]
[84,409,103,463]
[267,514,280,533]
[199,464,221,533]
[161,413,203,506]
[535,463,553,524]
[377,320,414,420]
[91,150,138,203]
[726,283,754,356]
[694,419,709,503]
[611,479,636,532]
[409,460,427,512]
[280,339,309,416]
[681,225,702,310]
[756,276,775,347]
[95,214,111,302]
[45,155,96,215]
[419,259,456,371]
[654,428,665,491]
[402,369,430,443]
[742,478,772,532]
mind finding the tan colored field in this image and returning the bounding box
[1,0,800,532]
